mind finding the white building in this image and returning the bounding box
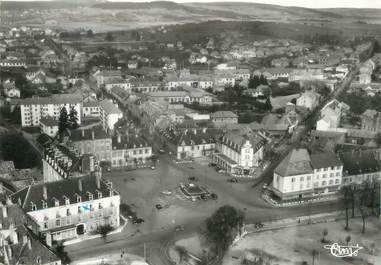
[316,99,349,131]
[10,175,120,246]
[40,116,59,137]
[296,91,321,111]
[82,101,100,118]
[17,94,82,127]
[213,129,266,175]
[99,99,123,131]
[272,149,343,200]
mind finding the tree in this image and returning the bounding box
[98,224,114,242]
[105,32,114,42]
[58,107,68,134]
[150,155,158,167]
[340,186,351,231]
[205,205,245,254]
[321,228,328,243]
[68,107,79,129]
[87,29,94,38]
[264,97,272,111]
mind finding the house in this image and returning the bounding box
[165,74,214,90]
[69,127,112,162]
[316,99,349,131]
[10,175,120,246]
[272,149,343,200]
[210,111,238,126]
[130,78,163,93]
[82,101,100,118]
[213,129,266,175]
[271,57,290,68]
[26,69,46,84]
[17,94,82,127]
[253,68,292,80]
[296,91,321,111]
[99,99,123,131]
[94,70,122,88]
[361,109,381,132]
[289,69,325,82]
[147,87,213,105]
[339,150,381,185]
[4,86,20,99]
[104,77,131,93]
[111,133,152,168]
[214,72,235,88]
[40,116,59,137]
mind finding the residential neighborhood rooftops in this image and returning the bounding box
[339,150,380,175]
[310,152,342,169]
[210,111,238,119]
[40,116,58,127]
[69,127,110,142]
[15,94,82,105]
[112,134,150,150]
[99,99,123,115]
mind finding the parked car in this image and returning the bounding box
[208,162,216,167]
[161,190,172,195]
[150,166,156,170]
[200,194,209,200]
[262,183,268,189]
[159,149,165,154]
[133,218,145,224]
[254,222,264,229]
[155,204,163,210]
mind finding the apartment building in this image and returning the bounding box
[147,87,213,105]
[69,127,112,162]
[361,109,381,132]
[18,94,82,127]
[99,99,123,131]
[40,116,59,137]
[10,175,120,246]
[111,133,152,167]
[43,143,99,183]
[213,129,266,175]
[82,101,100,118]
[210,111,238,126]
[272,149,343,200]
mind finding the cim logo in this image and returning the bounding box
[81,204,91,212]
[324,243,363,258]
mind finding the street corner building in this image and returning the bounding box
[9,175,120,247]
[272,148,343,201]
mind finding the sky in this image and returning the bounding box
[7,0,381,9]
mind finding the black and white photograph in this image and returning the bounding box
[0,0,380,264]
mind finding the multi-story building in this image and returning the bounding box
[213,129,266,175]
[99,99,123,131]
[111,133,152,167]
[43,143,99,183]
[272,149,343,200]
[339,150,381,185]
[361,109,381,132]
[10,175,120,246]
[82,101,100,118]
[147,87,213,105]
[40,116,59,137]
[104,77,131,93]
[130,78,163,93]
[94,70,122,88]
[17,94,82,127]
[296,91,321,111]
[210,111,238,126]
[69,127,112,162]
[166,74,214,90]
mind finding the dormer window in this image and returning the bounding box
[30,202,37,211]
[42,200,48,209]
[63,196,70,205]
[75,194,81,203]
[87,192,93,201]
[97,190,102,199]
[52,198,59,207]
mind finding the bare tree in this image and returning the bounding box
[321,228,328,243]
[340,186,351,230]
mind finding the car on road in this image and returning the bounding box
[210,193,218,200]
[161,190,172,195]
[150,165,156,170]
[188,176,197,181]
[132,218,145,224]
[174,225,184,232]
[262,183,268,189]
[159,149,165,154]
[155,204,163,210]
[228,178,238,183]
[200,194,209,200]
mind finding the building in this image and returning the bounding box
[0,203,61,265]
[147,87,213,105]
[316,100,349,132]
[17,94,82,127]
[82,101,100,118]
[94,70,122,88]
[272,149,343,200]
[289,69,325,82]
[165,74,213,90]
[10,175,120,246]
[40,116,59,137]
[210,111,238,126]
[69,127,112,162]
[361,109,381,132]
[111,133,152,168]
[296,91,321,111]
[104,77,131,93]
[130,78,163,93]
[99,99,123,131]
[213,129,266,175]
[43,143,99,183]
[339,150,381,185]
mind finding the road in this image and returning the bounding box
[67,68,359,265]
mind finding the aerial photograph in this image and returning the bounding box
[0,0,380,264]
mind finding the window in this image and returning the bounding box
[307,176,311,181]
[56,219,61,227]
[329,180,333,185]
[336,172,341,177]
[44,222,48,229]
[322,181,326,186]
[66,209,70,216]
[291,178,295,183]
[300,177,304,182]
[76,195,81,203]
[323,174,327,178]
[330,173,334,178]
[335,179,339,184]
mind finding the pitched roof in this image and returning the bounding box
[99,99,122,115]
[69,126,110,142]
[112,134,150,150]
[10,175,118,211]
[210,111,238,119]
[339,150,380,175]
[16,94,81,106]
[310,152,342,169]
[275,148,313,176]
[222,130,266,153]
[39,116,58,127]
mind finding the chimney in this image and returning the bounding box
[2,205,7,218]
[96,175,101,189]
[92,130,95,140]
[43,185,47,200]
[117,133,121,143]
[78,179,82,192]
[81,129,85,137]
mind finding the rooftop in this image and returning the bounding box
[339,150,380,175]
[275,148,313,177]
[15,94,82,106]
[40,116,58,127]
[99,99,123,115]
[69,127,110,142]
[310,152,342,169]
